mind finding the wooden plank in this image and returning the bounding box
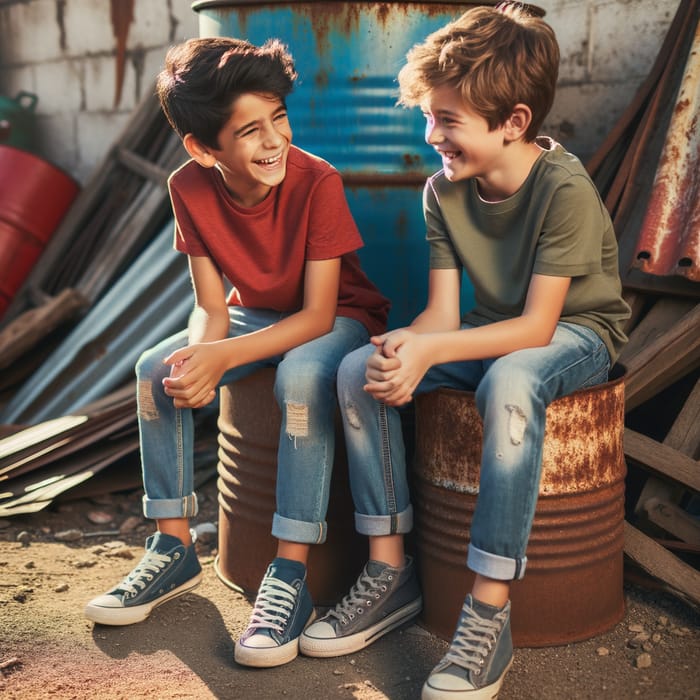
[622,303,700,410]
[619,297,695,367]
[642,497,700,546]
[624,427,700,493]
[0,289,88,370]
[624,520,700,608]
[665,378,700,459]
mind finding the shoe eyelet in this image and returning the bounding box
[375,594,380,599]
[381,586,387,592]
[475,670,481,676]
[387,575,393,581]
[366,601,372,606]
[357,608,364,614]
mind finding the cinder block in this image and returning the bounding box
[545,0,591,83]
[0,0,63,63]
[62,0,115,54]
[590,0,678,82]
[34,58,84,114]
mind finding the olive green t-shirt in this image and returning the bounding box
[424,138,630,363]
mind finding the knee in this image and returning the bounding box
[337,344,373,399]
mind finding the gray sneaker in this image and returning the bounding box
[299,556,422,657]
[84,532,202,626]
[422,595,513,700]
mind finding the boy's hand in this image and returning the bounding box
[162,342,228,408]
[364,330,431,406]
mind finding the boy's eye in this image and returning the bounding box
[273,112,288,122]
[239,127,258,138]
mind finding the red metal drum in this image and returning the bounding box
[0,145,79,318]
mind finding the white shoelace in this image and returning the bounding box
[441,603,503,675]
[326,568,388,625]
[118,550,172,596]
[246,576,297,635]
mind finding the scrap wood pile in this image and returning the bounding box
[586,0,700,609]
[0,0,698,610]
[0,88,219,516]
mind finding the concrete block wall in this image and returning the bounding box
[0,0,681,184]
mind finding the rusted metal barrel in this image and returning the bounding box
[217,368,366,605]
[412,369,626,647]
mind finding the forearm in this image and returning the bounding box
[422,315,556,365]
[210,306,335,370]
[188,305,229,344]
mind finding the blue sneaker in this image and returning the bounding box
[422,595,513,700]
[84,532,202,626]
[234,558,315,668]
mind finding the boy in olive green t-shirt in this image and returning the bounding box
[315,3,631,699]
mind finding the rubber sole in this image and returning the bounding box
[299,596,423,658]
[234,610,316,668]
[84,570,203,626]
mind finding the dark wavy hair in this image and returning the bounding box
[157,37,297,149]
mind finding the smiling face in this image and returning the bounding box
[199,92,293,207]
[422,85,509,195]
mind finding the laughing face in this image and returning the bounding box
[207,92,292,207]
[422,85,509,198]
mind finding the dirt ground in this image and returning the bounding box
[1,476,699,700]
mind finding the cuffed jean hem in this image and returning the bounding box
[142,493,198,520]
[354,504,413,537]
[467,543,527,581]
[272,512,327,545]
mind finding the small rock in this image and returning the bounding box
[635,653,652,669]
[628,632,650,648]
[628,623,645,633]
[104,548,135,560]
[657,615,668,626]
[193,522,217,544]
[54,583,69,593]
[651,633,662,644]
[16,531,31,546]
[119,515,142,534]
[24,561,35,570]
[333,669,344,676]
[596,646,610,656]
[54,529,83,542]
[642,642,654,653]
[74,559,98,569]
[87,510,114,525]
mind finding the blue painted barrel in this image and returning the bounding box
[192,1,492,326]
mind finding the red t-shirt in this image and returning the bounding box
[169,146,389,336]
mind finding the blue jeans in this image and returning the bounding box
[136,307,369,544]
[337,321,611,581]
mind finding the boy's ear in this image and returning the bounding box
[503,104,533,142]
[183,133,218,168]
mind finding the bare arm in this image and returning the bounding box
[163,256,342,408]
[366,272,571,405]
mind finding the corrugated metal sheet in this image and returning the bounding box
[0,221,191,425]
[632,19,700,282]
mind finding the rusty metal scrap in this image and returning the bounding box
[632,20,700,282]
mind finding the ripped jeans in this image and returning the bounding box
[136,306,368,544]
[337,321,611,581]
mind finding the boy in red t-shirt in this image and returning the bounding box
[84,37,421,667]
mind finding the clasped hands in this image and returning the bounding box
[162,342,228,409]
[363,329,432,406]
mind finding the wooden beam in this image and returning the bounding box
[622,303,700,410]
[624,427,700,493]
[642,497,700,546]
[624,520,700,608]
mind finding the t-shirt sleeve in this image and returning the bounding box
[534,175,606,278]
[424,179,462,270]
[170,178,210,258]
[305,171,364,260]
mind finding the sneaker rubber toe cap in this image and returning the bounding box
[302,620,337,640]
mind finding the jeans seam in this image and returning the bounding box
[378,402,398,530]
